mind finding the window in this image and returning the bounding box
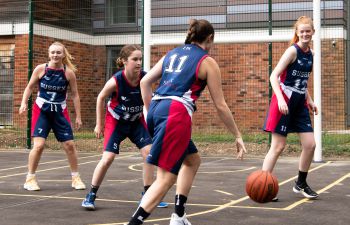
[106,46,123,80]
[0,44,15,126]
[108,0,137,25]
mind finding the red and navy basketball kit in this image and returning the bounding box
[32,64,73,142]
[146,44,208,174]
[103,70,152,154]
[264,44,314,136]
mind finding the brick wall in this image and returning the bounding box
[10,36,347,133]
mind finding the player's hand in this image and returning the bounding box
[75,117,82,130]
[277,98,288,115]
[235,137,247,160]
[19,103,27,114]
[308,101,318,115]
[94,125,103,139]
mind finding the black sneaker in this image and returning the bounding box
[293,182,319,199]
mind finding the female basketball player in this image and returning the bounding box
[81,45,167,210]
[262,16,318,199]
[19,42,86,191]
[126,19,247,225]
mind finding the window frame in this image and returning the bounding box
[106,0,138,27]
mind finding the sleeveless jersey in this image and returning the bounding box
[107,70,146,122]
[279,44,313,97]
[37,64,68,103]
[153,44,208,112]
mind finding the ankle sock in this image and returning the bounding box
[128,207,150,225]
[175,194,187,217]
[296,171,308,186]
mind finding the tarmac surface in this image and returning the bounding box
[0,149,349,225]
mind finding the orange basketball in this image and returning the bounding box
[246,170,279,203]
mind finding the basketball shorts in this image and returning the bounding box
[146,99,198,175]
[103,111,152,154]
[263,92,313,136]
[31,102,73,142]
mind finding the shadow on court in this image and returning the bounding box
[0,149,349,225]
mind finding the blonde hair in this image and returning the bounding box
[49,41,77,72]
[290,16,314,45]
[115,44,141,69]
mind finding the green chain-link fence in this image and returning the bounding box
[0,0,348,156]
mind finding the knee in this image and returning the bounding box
[140,145,151,160]
[63,141,76,154]
[303,142,316,152]
[158,176,176,189]
[32,143,45,154]
[183,153,201,169]
[271,143,286,155]
[100,155,114,168]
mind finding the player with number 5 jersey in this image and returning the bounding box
[19,41,86,191]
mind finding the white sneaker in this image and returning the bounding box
[72,174,86,190]
[24,175,40,191]
[169,213,191,225]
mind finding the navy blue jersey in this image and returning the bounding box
[107,70,146,122]
[280,44,313,96]
[37,64,68,103]
[153,44,208,112]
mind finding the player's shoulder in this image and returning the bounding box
[202,56,218,67]
[33,63,46,75]
[286,45,298,54]
[34,63,46,71]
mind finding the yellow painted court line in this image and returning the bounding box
[0,192,225,208]
[90,161,335,225]
[107,179,140,183]
[128,163,143,171]
[1,171,347,225]
[283,172,350,210]
[0,154,102,172]
[129,163,256,174]
[278,161,332,186]
[198,166,256,174]
[0,193,139,204]
[0,154,137,179]
[214,190,234,196]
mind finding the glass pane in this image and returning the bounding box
[109,0,136,25]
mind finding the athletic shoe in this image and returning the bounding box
[157,200,169,208]
[140,192,168,208]
[82,192,96,210]
[271,197,279,202]
[293,182,319,199]
[169,213,191,225]
[24,175,40,191]
[72,174,86,190]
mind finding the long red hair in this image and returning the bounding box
[290,16,314,45]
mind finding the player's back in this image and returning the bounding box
[154,44,208,110]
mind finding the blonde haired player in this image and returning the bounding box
[19,42,85,191]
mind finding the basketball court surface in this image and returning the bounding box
[0,149,349,225]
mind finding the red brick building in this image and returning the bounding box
[0,0,349,136]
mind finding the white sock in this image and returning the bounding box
[71,172,79,177]
[27,173,35,178]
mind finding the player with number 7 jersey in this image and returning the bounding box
[19,41,85,192]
